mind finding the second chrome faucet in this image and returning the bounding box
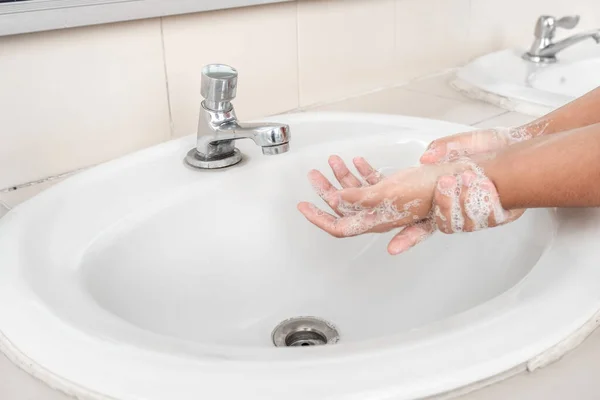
[185,64,290,169]
[523,15,600,63]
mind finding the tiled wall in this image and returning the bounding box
[0,0,599,201]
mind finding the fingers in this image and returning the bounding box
[298,187,422,238]
[478,179,504,228]
[308,169,337,199]
[433,170,525,234]
[297,201,388,238]
[420,134,466,164]
[476,179,525,227]
[304,158,388,231]
[434,175,461,234]
[328,155,363,188]
[460,170,477,232]
[504,208,526,223]
[420,129,510,164]
[307,169,343,216]
[328,155,385,187]
[387,219,436,255]
[307,155,370,214]
[308,156,385,215]
[353,157,384,185]
[297,202,341,235]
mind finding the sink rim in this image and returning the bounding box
[453,46,600,117]
[1,112,600,400]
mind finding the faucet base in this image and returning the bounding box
[184,148,243,169]
[522,53,558,64]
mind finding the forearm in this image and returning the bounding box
[481,123,600,209]
[523,86,600,137]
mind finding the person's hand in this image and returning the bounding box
[297,128,528,256]
[420,128,511,164]
[391,129,526,254]
[297,155,466,254]
[419,123,548,164]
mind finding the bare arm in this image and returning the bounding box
[529,86,600,136]
[298,89,600,255]
[419,86,600,163]
[482,123,600,209]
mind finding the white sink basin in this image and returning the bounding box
[1,112,600,400]
[453,43,600,116]
[529,57,600,98]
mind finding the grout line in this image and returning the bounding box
[0,200,9,211]
[294,1,301,108]
[401,87,473,103]
[0,167,88,194]
[467,0,473,52]
[401,87,469,102]
[470,110,511,126]
[393,0,397,57]
[159,17,175,139]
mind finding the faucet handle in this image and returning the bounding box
[201,64,238,111]
[535,15,580,40]
[556,15,580,30]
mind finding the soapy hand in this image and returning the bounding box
[420,128,511,164]
[297,155,462,254]
[420,122,551,164]
[391,128,526,253]
[298,128,526,255]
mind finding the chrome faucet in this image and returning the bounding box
[523,15,600,63]
[185,64,291,169]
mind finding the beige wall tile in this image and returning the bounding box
[162,2,299,138]
[395,0,470,81]
[395,0,471,80]
[469,0,600,57]
[297,0,396,107]
[0,19,170,190]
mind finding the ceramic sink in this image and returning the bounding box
[453,42,600,116]
[1,112,600,400]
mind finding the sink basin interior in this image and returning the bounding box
[529,58,600,98]
[4,112,595,400]
[77,133,555,349]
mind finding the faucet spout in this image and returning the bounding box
[523,15,600,63]
[221,122,291,155]
[214,121,290,149]
[535,30,600,58]
[185,64,291,170]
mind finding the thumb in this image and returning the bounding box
[420,139,449,164]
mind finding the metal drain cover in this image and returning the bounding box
[272,316,340,347]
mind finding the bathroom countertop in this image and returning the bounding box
[1,71,599,400]
[458,327,600,399]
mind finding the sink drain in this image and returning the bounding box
[272,316,339,347]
